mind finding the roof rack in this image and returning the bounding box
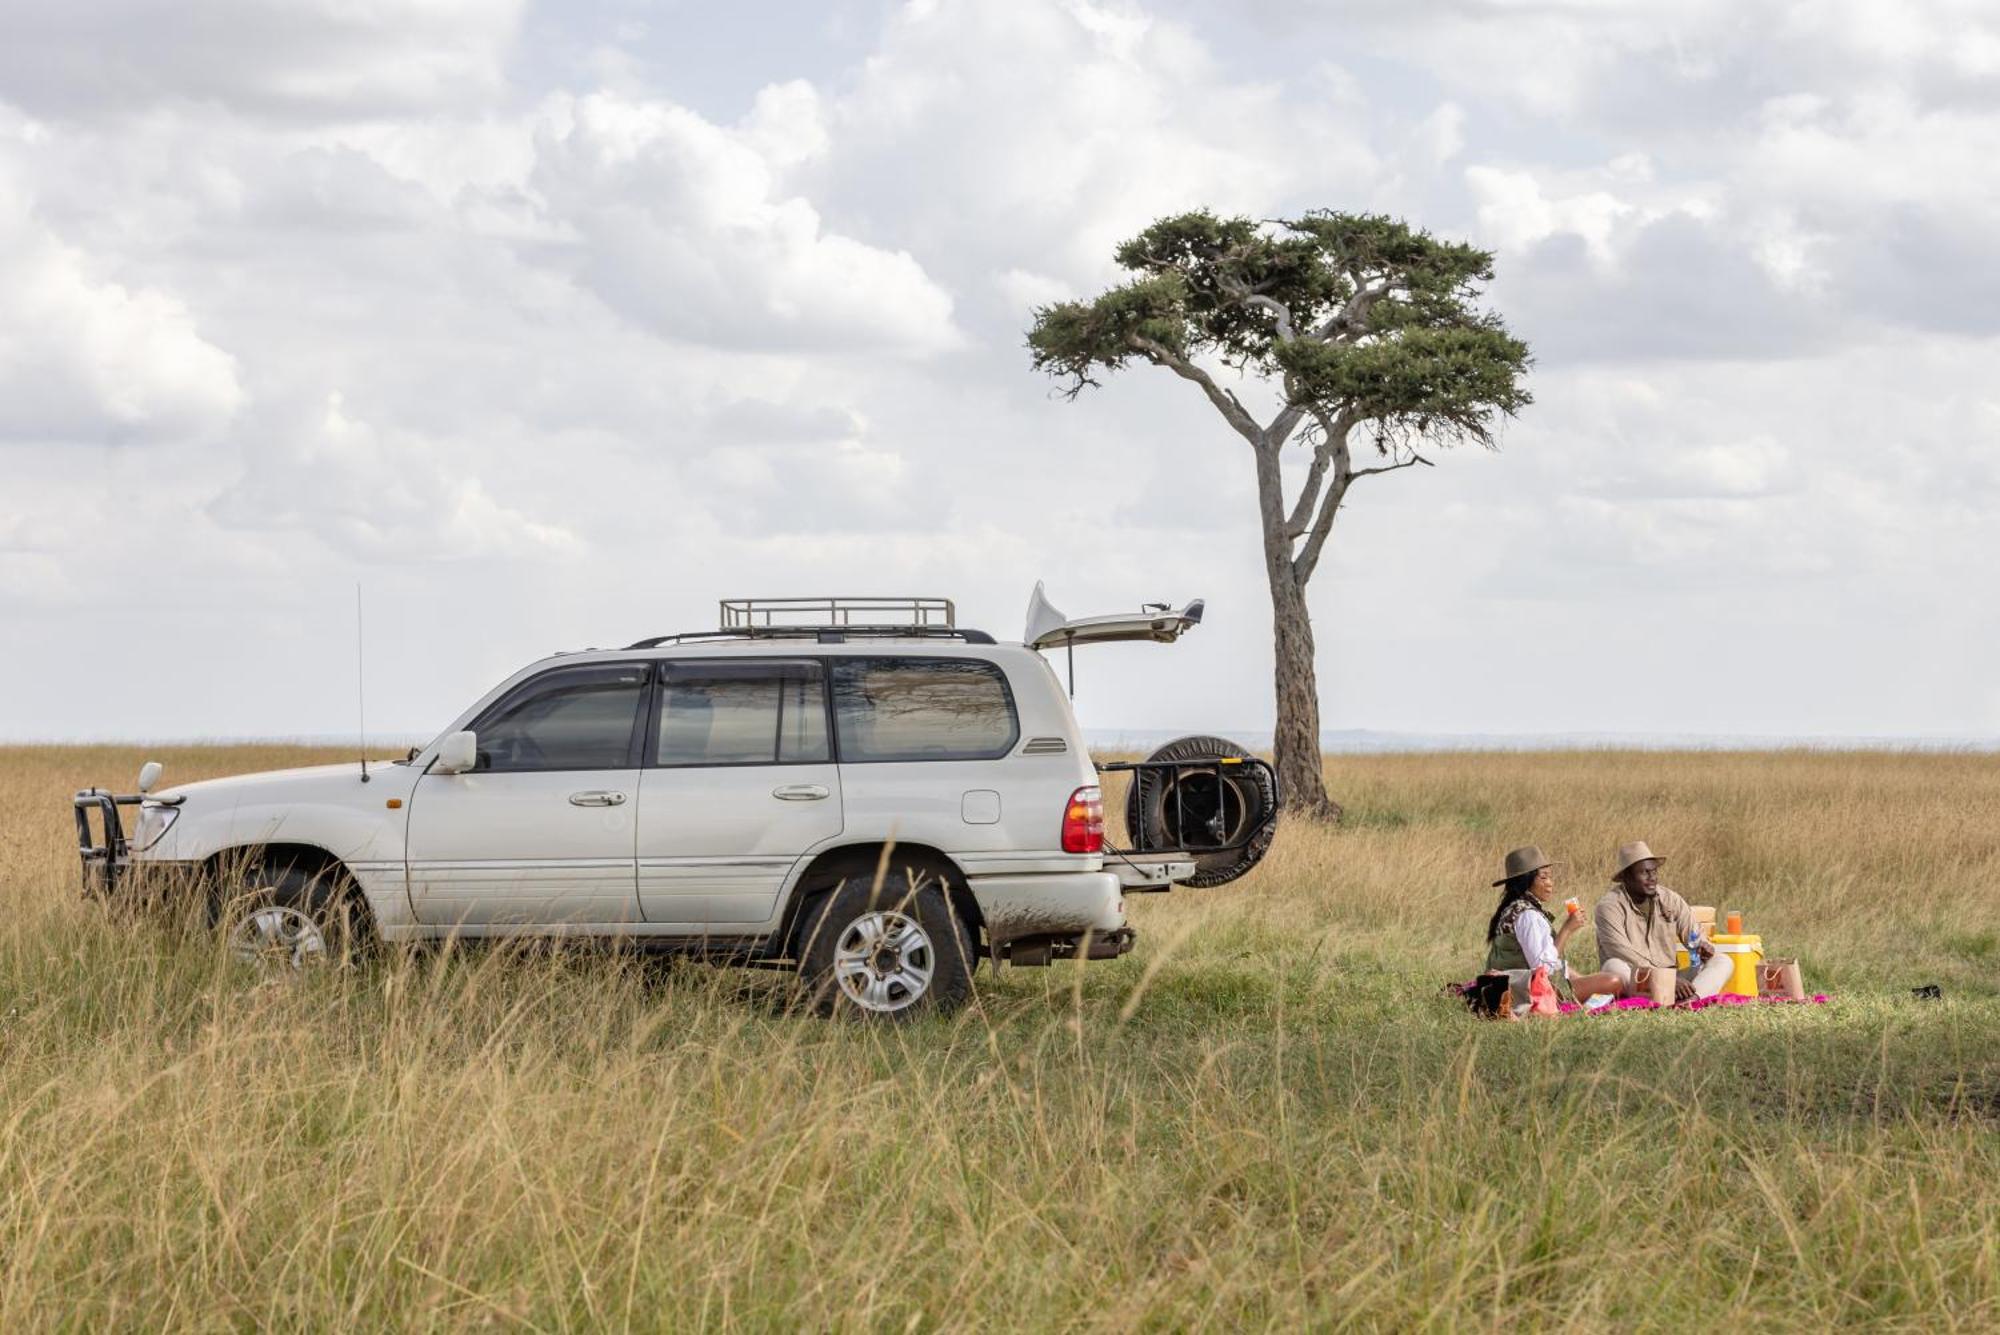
[626,596,995,649]
[722,596,956,630]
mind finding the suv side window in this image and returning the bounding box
[654,661,831,767]
[472,664,648,772]
[830,658,1019,763]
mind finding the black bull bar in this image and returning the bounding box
[72,788,155,893]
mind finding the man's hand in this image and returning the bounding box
[1675,978,1698,1003]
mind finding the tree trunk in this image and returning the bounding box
[1253,441,1342,823]
[1266,563,1339,821]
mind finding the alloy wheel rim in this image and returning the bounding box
[229,905,329,969]
[832,910,935,1013]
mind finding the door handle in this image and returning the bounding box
[568,791,627,807]
[771,784,830,801]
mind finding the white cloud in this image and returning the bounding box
[692,437,916,532]
[528,90,961,355]
[0,0,526,120]
[0,164,242,442]
[1408,102,1466,168]
[208,392,579,561]
[812,0,1383,299]
[996,267,1073,312]
[1466,166,1638,270]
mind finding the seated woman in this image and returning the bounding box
[1481,846,1621,1014]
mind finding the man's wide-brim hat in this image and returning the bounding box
[1494,845,1553,887]
[1612,840,1665,879]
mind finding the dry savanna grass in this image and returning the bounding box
[2,743,1997,1329]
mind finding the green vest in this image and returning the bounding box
[1483,901,1549,974]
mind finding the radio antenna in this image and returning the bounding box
[356,581,370,783]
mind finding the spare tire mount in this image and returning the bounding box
[1098,734,1279,889]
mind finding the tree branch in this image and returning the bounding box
[1126,333,1265,446]
[1316,279,1394,342]
[1292,411,1355,584]
[1350,451,1432,481]
[1282,407,1359,537]
[1213,269,1299,341]
[1283,440,1334,538]
[1243,293,1297,340]
[1263,403,1310,449]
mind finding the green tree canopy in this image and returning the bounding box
[1031,209,1529,457]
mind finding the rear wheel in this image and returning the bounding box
[797,871,974,1018]
[216,864,369,969]
[1125,734,1277,887]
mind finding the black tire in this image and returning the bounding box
[1125,734,1277,888]
[796,870,975,1019]
[215,863,371,968]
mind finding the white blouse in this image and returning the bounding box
[1512,908,1568,977]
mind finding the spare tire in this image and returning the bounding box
[1124,734,1278,888]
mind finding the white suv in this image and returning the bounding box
[73,594,1275,1017]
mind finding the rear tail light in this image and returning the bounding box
[1061,785,1104,854]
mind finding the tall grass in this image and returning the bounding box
[2,745,1996,1328]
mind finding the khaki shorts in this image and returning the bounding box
[1601,953,1732,998]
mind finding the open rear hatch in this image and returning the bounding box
[1025,581,1204,649]
[1025,584,1277,891]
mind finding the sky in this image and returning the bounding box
[1,0,1995,745]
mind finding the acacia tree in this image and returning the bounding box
[1028,211,1531,820]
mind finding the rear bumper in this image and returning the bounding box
[967,870,1124,946]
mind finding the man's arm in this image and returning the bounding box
[1592,896,1635,967]
[1664,890,1703,953]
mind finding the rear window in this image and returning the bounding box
[831,658,1019,762]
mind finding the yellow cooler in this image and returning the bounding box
[1709,933,1764,998]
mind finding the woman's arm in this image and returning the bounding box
[1513,911,1564,972]
[1554,911,1582,951]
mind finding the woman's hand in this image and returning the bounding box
[1554,913,1582,950]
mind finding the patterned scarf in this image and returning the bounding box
[1492,896,1553,946]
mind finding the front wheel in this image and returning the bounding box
[216,864,368,970]
[797,872,974,1018]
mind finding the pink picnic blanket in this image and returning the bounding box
[1559,991,1830,1015]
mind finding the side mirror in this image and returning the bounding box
[137,761,163,794]
[434,731,478,775]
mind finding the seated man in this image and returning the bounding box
[1593,841,1733,1002]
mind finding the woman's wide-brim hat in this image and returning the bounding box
[1611,840,1665,879]
[1494,845,1553,887]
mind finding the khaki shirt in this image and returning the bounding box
[1593,883,1697,970]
